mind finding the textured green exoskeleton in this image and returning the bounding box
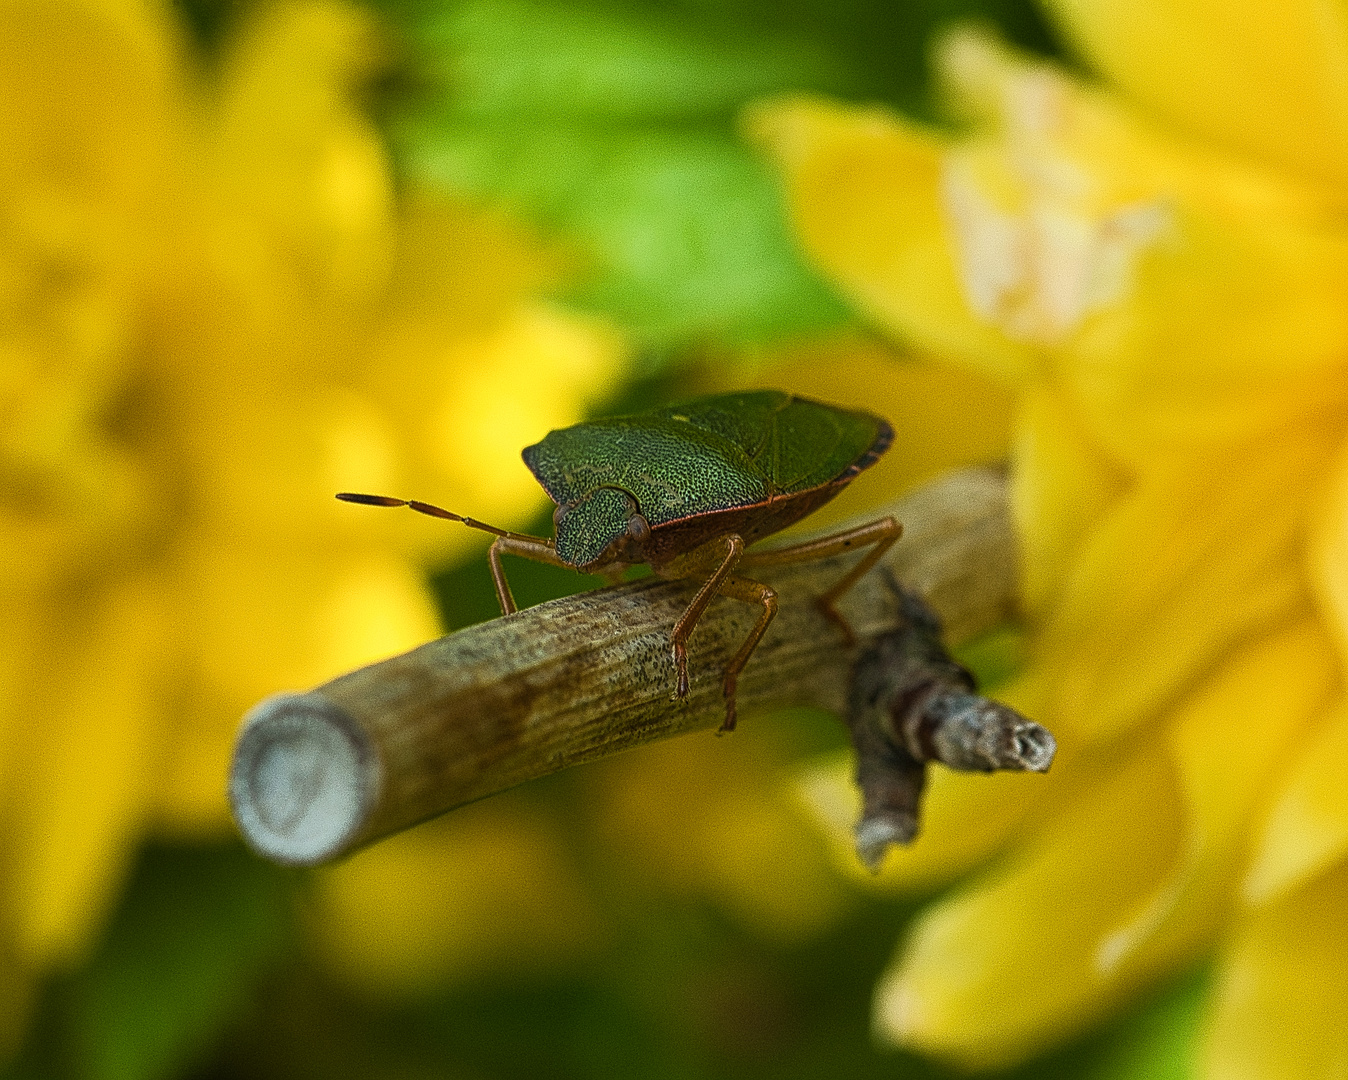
[338,390,900,730]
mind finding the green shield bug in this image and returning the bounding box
[338,390,900,731]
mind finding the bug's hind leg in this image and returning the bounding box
[741,516,901,645]
[668,535,745,700]
[714,575,779,733]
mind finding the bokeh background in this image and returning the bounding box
[8,0,1348,1077]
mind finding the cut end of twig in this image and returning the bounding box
[919,691,1056,773]
[854,812,919,871]
[1007,714,1056,773]
[228,693,381,866]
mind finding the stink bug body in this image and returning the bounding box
[339,390,900,730]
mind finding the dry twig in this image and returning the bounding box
[229,467,1026,866]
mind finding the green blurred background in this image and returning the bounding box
[1,0,1212,1076]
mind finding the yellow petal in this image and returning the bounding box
[183,543,440,710]
[164,376,468,573]
[932,35,1174,352]
[6,573,170,969]
[358,299,626,542]
[409,305,626,521]
[311,802,602,996]
[1166,621,1335,864]
[1010,387,1128,620]
[936,26,1340,222]
[172,385,403,546]
[1044,0,1348,188]
[755,38,1348,469]
[876,750,1184,1068]
[0,420,158,595]
[0,0,183,273]
[1063,202,1348,467]
[1035,422,1339,743]
[211,0,395,310]
[877,619,1336,1068]
[592,725,852,943]
[0,0,184,591]
[933,30,1348,466]
[1098,618,1336,972]
[147,0,398,405]
[698,785,853,944]
[354,197,605,534]
[744,95,1035,384]
[1243,699,1348,908]
[1199,858,1348,1080]
[1310,432,1348,659]
[603,728,851,938]
[377,191,564,343]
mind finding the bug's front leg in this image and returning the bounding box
[668,535,744,700]
[487,534,573,615]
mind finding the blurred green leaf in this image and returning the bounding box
[171,0,251,54]
[413,0,850,120]
[381,0,1060,346]
[1001,964,1210,1080]
[64,843,292,1080]
[409,123,853,343]
[1072,965,1208,1080]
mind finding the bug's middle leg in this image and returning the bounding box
[713,574,778,733]
[740,516,902,644]
[669,534,744,699]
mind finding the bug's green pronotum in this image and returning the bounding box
[338,390,900,730]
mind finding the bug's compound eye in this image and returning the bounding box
[553,502,573,527]
[626,513,651,543]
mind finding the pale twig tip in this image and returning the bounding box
[854,813,918,871]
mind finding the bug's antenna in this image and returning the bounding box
[335,493,547,544]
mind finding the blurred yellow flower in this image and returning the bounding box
[306,330,1019,1001]
[752,7,1348,1076]
[0,0,621,1050]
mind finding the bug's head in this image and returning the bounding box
[552,486,650,570]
